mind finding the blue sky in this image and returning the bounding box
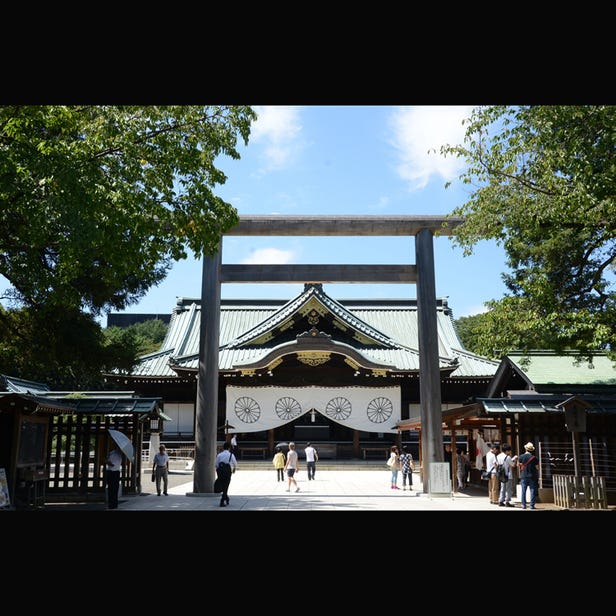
[116,105,509,322]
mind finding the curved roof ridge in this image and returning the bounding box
[226,284,401,350]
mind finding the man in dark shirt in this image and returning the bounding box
[518,442,540,510]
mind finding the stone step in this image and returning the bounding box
[171,459,390,472]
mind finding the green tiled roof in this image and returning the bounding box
[127,284,499,379]
[507,351,616,386]
[478,395,616,415]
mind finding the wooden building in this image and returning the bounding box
[396,351,616,499]
[105,283,500,460]
[0,374,166,508]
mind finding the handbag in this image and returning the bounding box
[151,470,156,482]
[386,454,396,467]
[217,451,233,478]
[481,469,491,480]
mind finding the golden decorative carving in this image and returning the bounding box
[297,351,331,366]
[307,310,320,326]
[353,331,373,345]
[345,358,360,370]
[333,319,348,331]
[299,297,327,318]
[371,369,387,377]
[267,358,283,371]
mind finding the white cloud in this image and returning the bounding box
[374,196,390,210]
[388,106,474,191]
[241,248,296,264]
[457,303,490,318]
[250,106,303,173]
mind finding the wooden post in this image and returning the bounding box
[416,228,445,493]
[192,241,222,494]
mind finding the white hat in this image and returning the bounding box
[524,442,535,451]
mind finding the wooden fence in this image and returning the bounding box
[553,474,608,509]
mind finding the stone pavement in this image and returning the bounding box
[101,469,563,511]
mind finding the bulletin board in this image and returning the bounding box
[17,416,48,467]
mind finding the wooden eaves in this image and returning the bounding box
[396,403,501,432]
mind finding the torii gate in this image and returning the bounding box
[188,214,463,496]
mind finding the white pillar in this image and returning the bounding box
[149,432,161,463]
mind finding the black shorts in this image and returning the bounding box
[286,468,295,477]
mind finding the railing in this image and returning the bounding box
[142,441,196,463]
[538,439,616,491]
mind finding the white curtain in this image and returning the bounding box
[226,385,401,434]
[474,431,491,470]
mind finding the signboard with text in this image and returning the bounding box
[429,462,451,496]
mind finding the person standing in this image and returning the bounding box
[462,448,472,488]
[284,441,300,492]
[304,442,318,480]
[215,441,238,507]
[105,447,122,510]
[518,442,540,510]
[152,444,170,496]
[497,444,517,507]
[230,433,238,459]
[399,445,414,491]
[455,447,467,491]
[388,445,401,489]
[486,443,500,504]
[444,443,453,475]
[273,446,286,482]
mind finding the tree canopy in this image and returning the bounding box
[442,106,616,361]
[0,105,256,387]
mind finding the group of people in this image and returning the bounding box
[387,445,415,490]
[485,441,540,509]
[105,434,539,510]
[104,442,172,510]
[273,441,319,491]
[214,438,319,507]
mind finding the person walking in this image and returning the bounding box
[518,442,540,510]
[399,445,414,491]
[284,441,300,492]
[152,444,170,496]
[387,445,401,489]
[304,442,318,480]
[215,441,238,507]
[105,447,122,510]
[486,443,500,504]
[273,446,286,482]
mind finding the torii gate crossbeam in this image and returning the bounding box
[190,215,463,496]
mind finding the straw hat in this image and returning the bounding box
[524,442,535,451]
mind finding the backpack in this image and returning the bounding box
[496,462,507,483]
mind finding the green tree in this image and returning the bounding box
[0,304,140,389]
[104,318,168,357]
[442,106,616,361]
[454,313,490,355]
[0,105,256,386]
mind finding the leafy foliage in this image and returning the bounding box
[0,105,256,387]
[442,106,616,362]
[0,304,140,389]
[104,318,168,357]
